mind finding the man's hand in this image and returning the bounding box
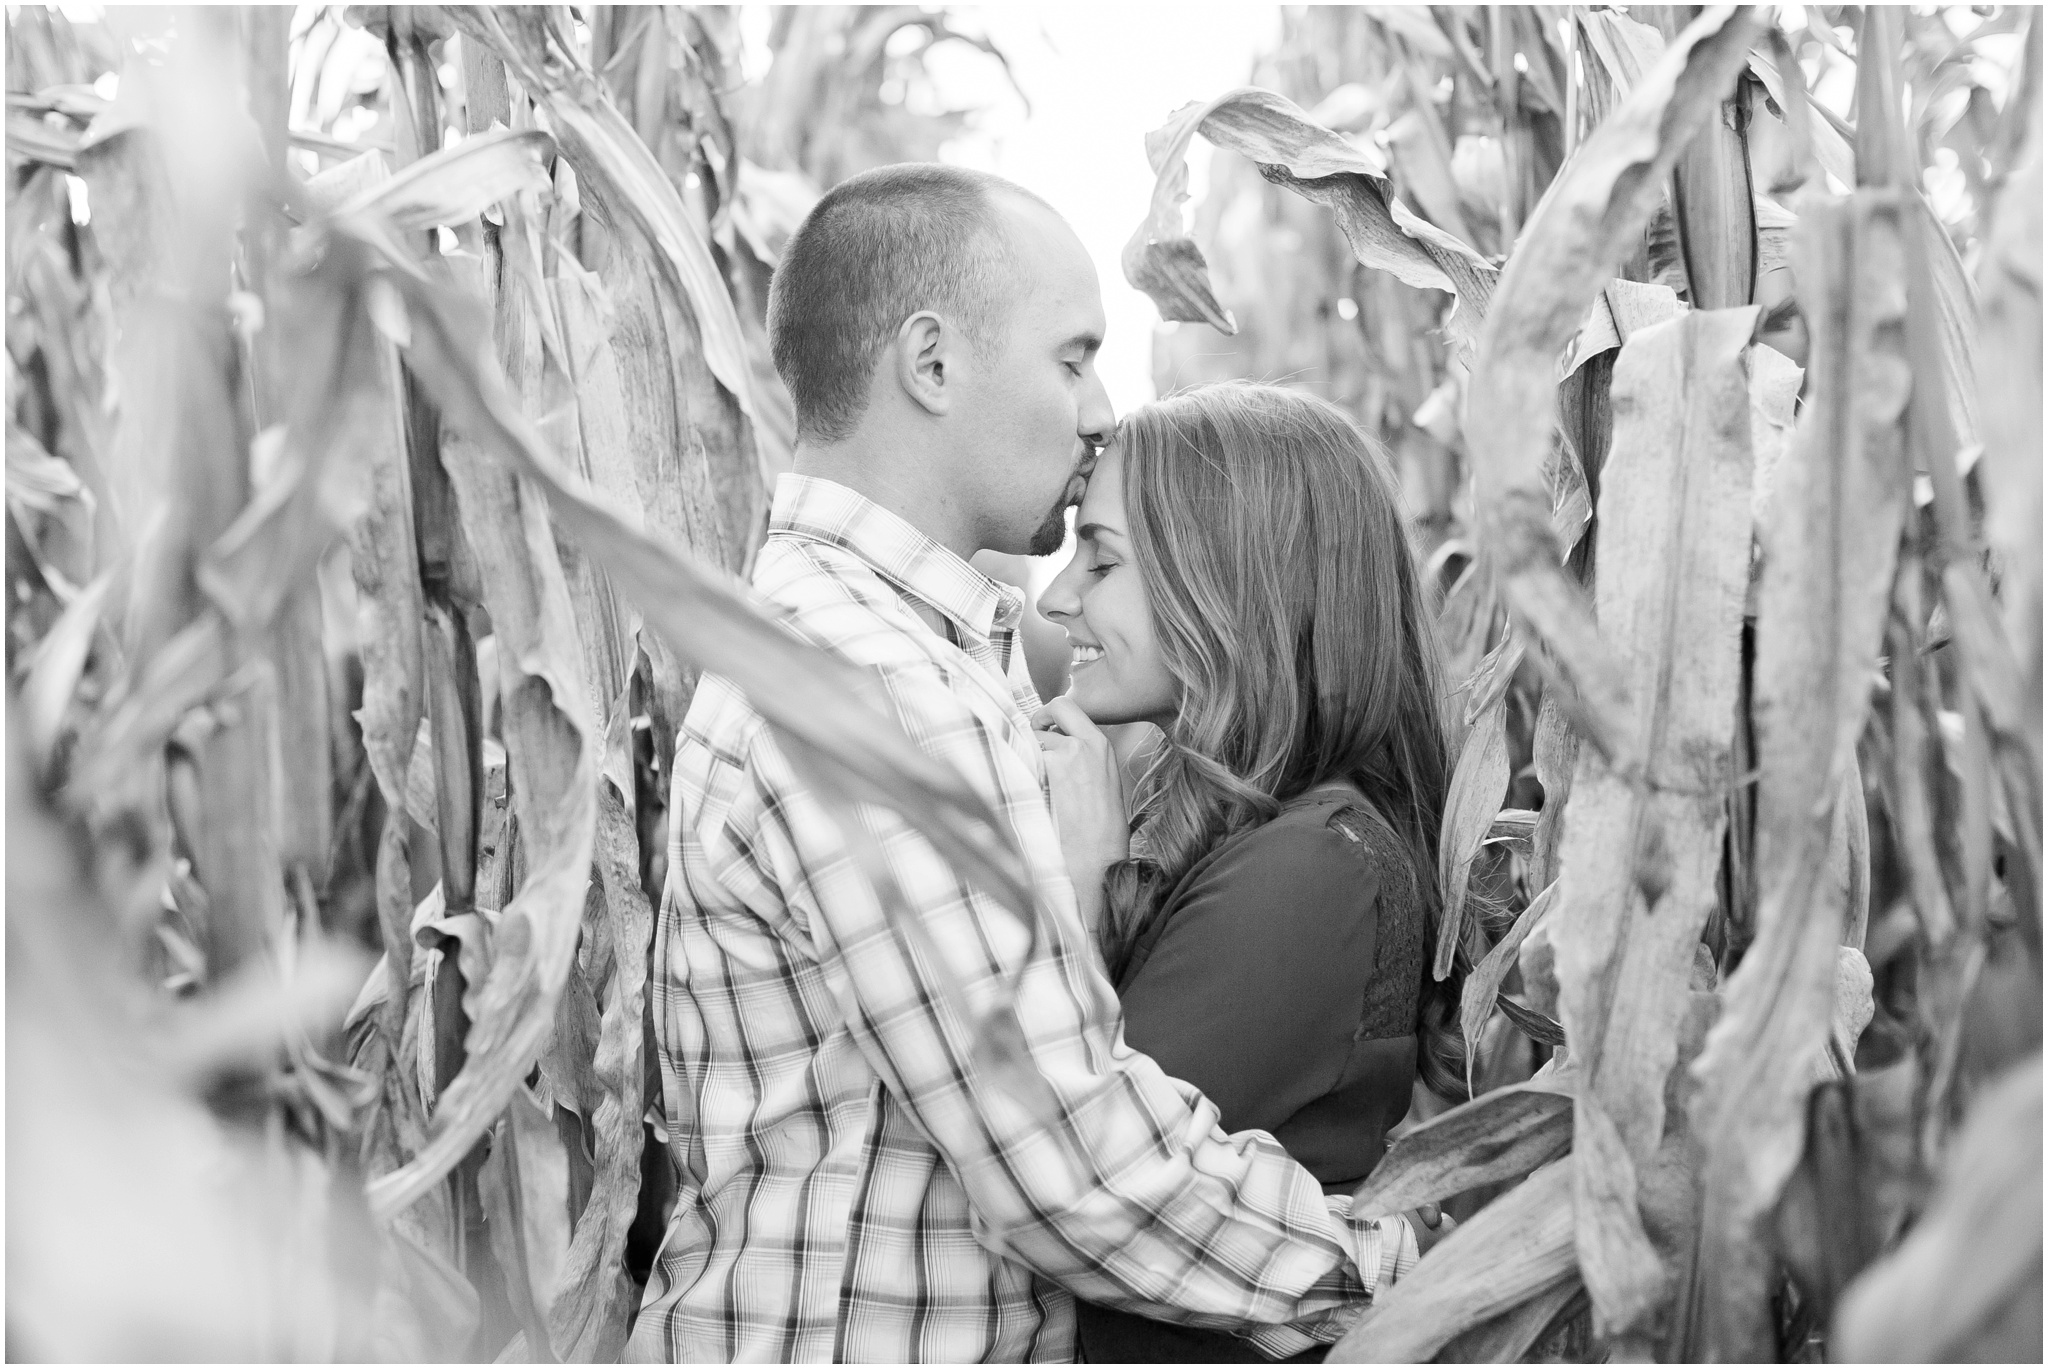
[1032,696,1129,936]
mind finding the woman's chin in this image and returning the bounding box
[1065,678,1116,723]
[1067,681,1148,729]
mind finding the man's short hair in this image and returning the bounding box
[767,163,1045,443]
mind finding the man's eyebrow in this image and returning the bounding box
[1060,332,1103,357]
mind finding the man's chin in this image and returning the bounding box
[1024,503,1073,557]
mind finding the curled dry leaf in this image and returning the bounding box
[1562,279,1684,379]
[1690,192,1915,1361]
[1124,86,1496,353]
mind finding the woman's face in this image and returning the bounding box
[1036,445,1180,727]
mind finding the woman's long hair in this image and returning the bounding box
[1100,381,1468,1099]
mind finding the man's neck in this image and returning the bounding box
[792,439,979,563]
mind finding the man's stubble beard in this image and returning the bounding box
[1026,462,1090,557]
[1027,501,1069,557]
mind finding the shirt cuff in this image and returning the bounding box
[1242,1212,1403,1359]
[1380,1212,1420,1289]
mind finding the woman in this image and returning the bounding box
[1032,381,1465,1362]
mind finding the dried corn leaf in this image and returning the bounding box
[347,353,427,816]
[477,1082,572,1355]
[1975,128,2043,743]
[303,146,392,212]
[1575,8,1668,100]
[5,108,80,168]
[1746,51,1856,190]
[1464,6,1764,769]
[593,240,740,763]
[1437,1278,1587,1364]
[1832,1055,2043,1362]
[1690,192,1915,1361]
[1384,75,1477,248]
[1528,689,1577,894]
[1887,575,1959,946]
[546,779,651,1362]
[1350,1065,1575,1217]
[1914,194,1981,455]
[369,422,598,1220]
[1662,47,1756,309]
[452,8,758,428]
[332,127,555,233]
[1461,880,1559,1061]
[199,236,382,631]
[18,565,115,766]
[1562,279,1684,378]
[1574,1093,1669,1332]
[1552,304,1758,1335]
[1124,86,1497,353]
[1435,685,1510,980]
[1328,1157,1578,1363]
[1746,340,1804,530]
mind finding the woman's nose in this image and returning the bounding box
[1037,558,1082,625]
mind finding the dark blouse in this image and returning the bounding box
[1076,786,1427,1364]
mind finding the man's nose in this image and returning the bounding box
[1077,372,1114,452]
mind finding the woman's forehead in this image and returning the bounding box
[1076,448,1126,531]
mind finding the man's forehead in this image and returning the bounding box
[993,197,1096,280]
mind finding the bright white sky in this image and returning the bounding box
[877,5,1282,414]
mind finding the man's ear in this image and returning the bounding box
[892,311,951,417]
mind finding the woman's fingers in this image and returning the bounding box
[1039,695,1104,742]
[1403,1204,1455,1257]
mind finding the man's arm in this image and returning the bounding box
[753,661,1399,1349]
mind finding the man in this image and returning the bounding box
[629,164,1417,1363]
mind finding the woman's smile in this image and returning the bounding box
[1036,445,1181,728]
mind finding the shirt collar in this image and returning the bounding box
[768,474,1026,641]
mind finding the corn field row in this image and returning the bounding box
[6,4,2040,1362]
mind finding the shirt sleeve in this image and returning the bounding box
[1118,818,1382,1138]
[753,659,1390,1351]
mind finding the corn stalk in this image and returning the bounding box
[1131,4,2041,1360]
[6,4,1032,1360]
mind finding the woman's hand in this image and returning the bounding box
[1032,696,1129,935]
[1403,1203,1454,1258]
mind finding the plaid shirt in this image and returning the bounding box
[629,475,1400,1363]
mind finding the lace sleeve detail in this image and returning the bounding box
[1326,803,1427,1042]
